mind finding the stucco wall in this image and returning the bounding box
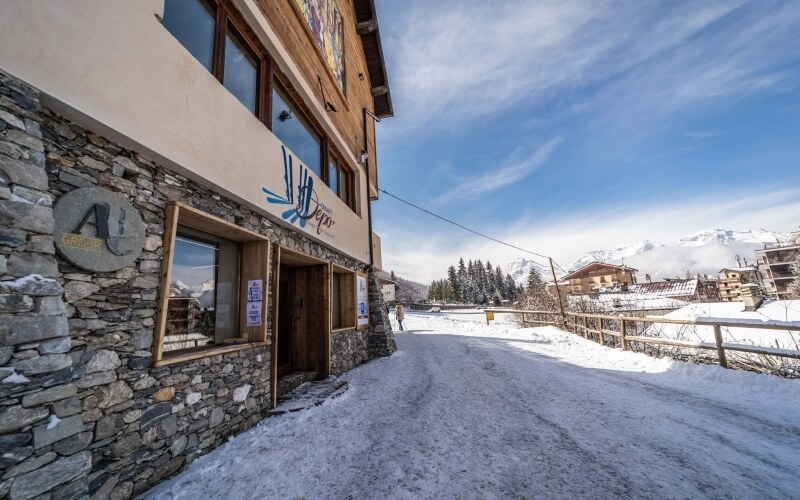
[0,0,371,263]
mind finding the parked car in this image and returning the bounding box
[429,307,441,313]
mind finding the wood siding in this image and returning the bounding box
[256,0,379,196]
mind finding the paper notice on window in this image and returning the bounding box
[247,279,263,302]
[247,301,262,327]
[357,275,369,326]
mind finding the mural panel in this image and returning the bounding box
[294,0,346,92]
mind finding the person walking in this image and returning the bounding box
[395,303,405,331]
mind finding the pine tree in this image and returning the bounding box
[494,266,506,299]
[504,274,517,302]
[447,266,459,303]
[527,267,544,293]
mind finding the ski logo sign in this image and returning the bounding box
[262,146,336,236]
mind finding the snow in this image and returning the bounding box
[0,274,56,289]
[46,415,61,430]
[567,227,786,280]
[649,300,800,351]
[1,368,30,385]
[141,311,800,499]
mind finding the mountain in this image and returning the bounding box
[504,257,554,287]
[567,228,787,281]
[568,240,664,271]
[678,228,785,247]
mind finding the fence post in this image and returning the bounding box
[620,317,627,351]
[583,316,589,339]
[522,313,527,328]
[599,318,605,345]
[713,324,728,368]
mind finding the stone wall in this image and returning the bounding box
[0,69,395,499]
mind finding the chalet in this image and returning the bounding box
[562,262,638,295]
[718,267,760,302]
[0,0,395,496]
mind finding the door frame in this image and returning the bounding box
[270,244,331,408]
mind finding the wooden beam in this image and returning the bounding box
[153,203,179,364]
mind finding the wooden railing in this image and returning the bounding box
[485,308,800,370]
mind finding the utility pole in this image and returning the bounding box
[549,257,567,328]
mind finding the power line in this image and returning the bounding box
[378,188,569,274]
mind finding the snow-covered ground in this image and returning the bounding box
[647,300,800,350]
[142,312,800,499]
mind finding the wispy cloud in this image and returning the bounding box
[377,187,800,283]
[382,0,799,133]
[432,138,563,204]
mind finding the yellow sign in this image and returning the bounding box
[485,310,495,324]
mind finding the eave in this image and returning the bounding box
[354,0,393,118]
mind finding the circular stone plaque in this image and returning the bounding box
[53,187,145,272]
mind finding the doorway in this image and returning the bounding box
[275,250,330,380]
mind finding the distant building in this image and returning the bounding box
[603,278,702,302]
[756,232,800,299]
[562,262,637,295]
[718,267,760,302]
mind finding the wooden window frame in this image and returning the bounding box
[331,264,357,332]
[164,0,272,124]
[153,202,271,367]
[327,147,357,212]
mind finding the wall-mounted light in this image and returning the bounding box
[359,73,365,81]
[360,150,369,164]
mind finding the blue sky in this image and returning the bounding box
[370,0,800,283]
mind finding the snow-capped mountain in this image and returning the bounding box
[568,240,664,271]
[678,228,785,247]
[504,257,554,287]
[170,279,216,308]
[566,228,787,280]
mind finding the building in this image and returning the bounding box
[561,262,638,295]
[718,267,760,302]
[604,278,702,302]
[0,1,395,497]
[756,232,800,299]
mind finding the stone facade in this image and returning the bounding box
[0,70,395,499]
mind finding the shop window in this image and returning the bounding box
[271,84,322,178]
[165,229,240,353]
[163,0,266,119]
[331,267,356,330]
[155,202,270,366]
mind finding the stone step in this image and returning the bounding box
[276,371,316,398]
[268,377,348,416]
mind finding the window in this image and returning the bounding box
[163,0,216,72]
[163,0,265,118]
[271,85,322,177]
[331,267,356,330]
[223,31,258,114]
[165,229,240,352]
[155,202,270,365]
[327,152,356,211]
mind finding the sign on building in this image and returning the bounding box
[53,187,146,272]
[381,283,395,302]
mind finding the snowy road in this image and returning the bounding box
[143,313,800,499]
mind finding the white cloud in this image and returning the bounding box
[377,187,800,283]
[381,0,798,133]
[432,138,563,204]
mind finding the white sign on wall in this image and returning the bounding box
[357,274,369,327]
[381,284,395,302]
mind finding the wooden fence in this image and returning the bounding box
[485,309,800,369]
